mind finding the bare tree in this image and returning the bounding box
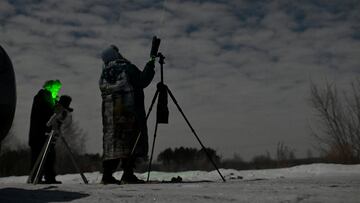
[276,142,295,162]
[310,80,360,163]
[0,129,26,154]
[55,119,88,174]
[58,120,87,155]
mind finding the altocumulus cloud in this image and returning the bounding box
[0,0,359,159]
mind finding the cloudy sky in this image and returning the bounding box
[1,0,359,160]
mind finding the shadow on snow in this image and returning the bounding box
[0,187,89,203]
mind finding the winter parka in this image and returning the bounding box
[100,48,155,160]
[28,89,54,149]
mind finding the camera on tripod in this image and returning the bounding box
[150,36,161,58]
[149,36,168,124]
[130,36,226,182]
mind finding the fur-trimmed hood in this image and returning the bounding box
[101,45,125,65]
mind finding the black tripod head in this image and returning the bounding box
[157,53,165,65]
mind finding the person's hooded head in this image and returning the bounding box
[43,80,62,103]
[101,45,125,65]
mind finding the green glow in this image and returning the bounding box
[49,84,61,100]
[44,80,62,104]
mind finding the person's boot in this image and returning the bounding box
[121,170,145,184]
[101,159,121,185]
[101,174,121,185]
[44,177,62,184]
[120,159,144,184]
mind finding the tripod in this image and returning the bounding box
[27,108,88,184]
[131,53,226,182]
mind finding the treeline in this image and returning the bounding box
[0,147,101,177]
[145,144,333,172]
[154,147,221,171]
[0,143,345,177]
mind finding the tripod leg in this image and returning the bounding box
[59,136,88,184]
[130,89,159,156]
[146,89,160,120]
[147,120,159,182]
[33,131,55,184]
[27,135,51,183]
[166,87,226,182]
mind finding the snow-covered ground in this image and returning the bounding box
[1,164,360,202]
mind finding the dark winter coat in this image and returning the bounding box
[28,89,55,149]
[100,55,155,160]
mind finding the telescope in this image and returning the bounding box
[150,36,161,58]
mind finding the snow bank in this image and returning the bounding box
[223,163,360,180]
[1,163,359,184]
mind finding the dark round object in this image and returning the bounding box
[0,45,16,143]
[58,95,73,112]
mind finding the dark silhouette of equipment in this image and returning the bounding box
[130,36,226,182]
[0,45,16,147]
[150,36,161,59]
[27,103,88,185]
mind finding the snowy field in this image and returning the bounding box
[1,164,360,202]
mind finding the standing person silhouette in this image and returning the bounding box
[100,45,155,184]
[28,80,62,184]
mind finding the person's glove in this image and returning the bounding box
[147,57,156,68]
